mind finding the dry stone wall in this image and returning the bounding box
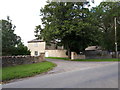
[1,53,45,67]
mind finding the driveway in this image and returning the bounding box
[46,59,117,74]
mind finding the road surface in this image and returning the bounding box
[3,62,118,88]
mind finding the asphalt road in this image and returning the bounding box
[46,59,118,74]
[3,62,118,88]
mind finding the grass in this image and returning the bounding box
[46,57,69,60]
[2,61,56,82]
[46,57,120,61]
[73,58,119,62]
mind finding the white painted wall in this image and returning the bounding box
[28,42,46,56]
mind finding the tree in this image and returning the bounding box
[34,25,42,40]
[35,1,102,58]
[13,43,31,55]
[1,16,30,56]
[0,19,2,56]
[91,2,120,51]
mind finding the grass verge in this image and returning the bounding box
[73,58,119,62]
[46,57,119,61]
[46,57,69,60]
[2,61,56,82]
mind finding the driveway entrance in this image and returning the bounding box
[46,59,116,74]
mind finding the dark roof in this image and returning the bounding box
[28,39,44,43]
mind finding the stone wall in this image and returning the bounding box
[71,51,117,60]
[1,53,45,67]
[71,52,85,60]
[119,54,120,58]
[85,50,113,59]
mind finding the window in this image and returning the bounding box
[34,51,38,56]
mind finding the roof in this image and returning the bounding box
[85,46,101,51]
[28,39,58,44]
[28,39,44,43]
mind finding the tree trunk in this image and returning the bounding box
[68,48,71,59]
[65,41,71,59]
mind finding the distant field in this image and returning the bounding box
[46,57,119,61]
[2,61,56,82]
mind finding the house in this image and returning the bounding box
[28,39,45,56]
[28,39,68,58]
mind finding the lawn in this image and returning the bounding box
[46,57,119,61]
[2,61,56,82]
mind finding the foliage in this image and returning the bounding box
[35,2,101,58]
[2,61,56,81]
[91,2,120,51]
[0,20,2,56]
[1,16,30,56]
[34,25,42,40]
[13,43,31,55]
[35,1,120,57]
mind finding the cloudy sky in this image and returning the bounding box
[0,0,103,46]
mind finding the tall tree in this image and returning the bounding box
[35,1,102,58]
[91,2,120,51]
[1,16,30,56]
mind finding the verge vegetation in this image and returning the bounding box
[46,57,119,61]
[2,61,56,82]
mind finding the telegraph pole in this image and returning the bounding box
[114,17,118,58]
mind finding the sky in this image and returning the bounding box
[0,0,103,46]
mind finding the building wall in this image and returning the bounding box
[28,41,67,57]
[45,50,68,58]
[28,42,46,56]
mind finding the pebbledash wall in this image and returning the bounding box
[45,50,68,58]
[2,53,45,67]
[28,41,46,56]
[28,40,68,58]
